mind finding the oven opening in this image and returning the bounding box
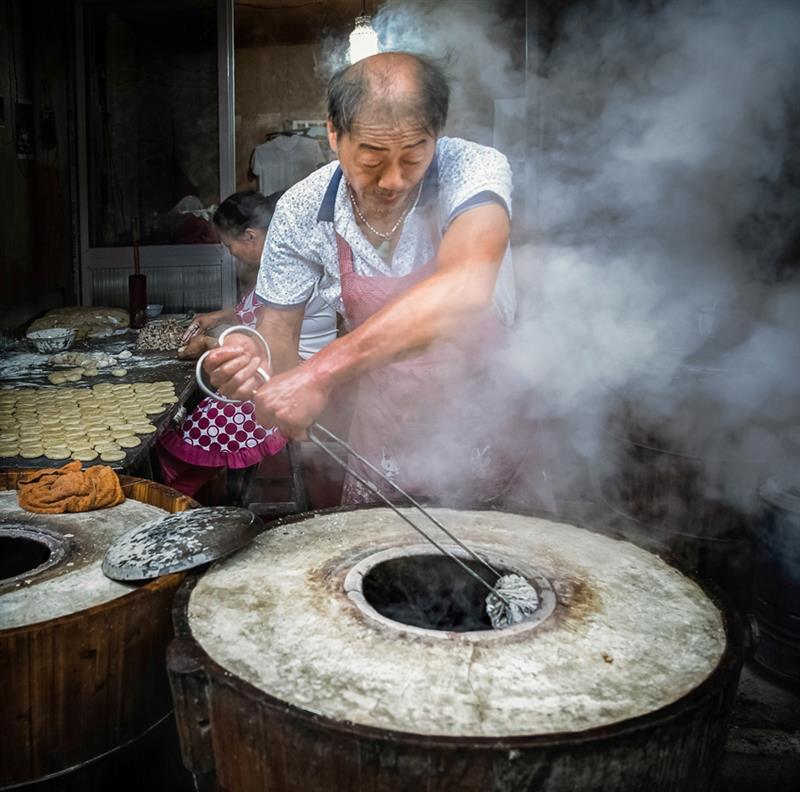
[361,554,519,632]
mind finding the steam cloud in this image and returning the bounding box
[323,0,800,523]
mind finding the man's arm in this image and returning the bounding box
[251,202,510,436]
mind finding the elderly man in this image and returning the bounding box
[205,51,523,505]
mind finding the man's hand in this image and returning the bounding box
[202,331,270,401]
[251,362,332,439]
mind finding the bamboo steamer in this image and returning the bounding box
[0,470,196,789]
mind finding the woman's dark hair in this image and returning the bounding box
[212,190,282,237]
[327,52,450,137]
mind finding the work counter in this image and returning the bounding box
[0,335,198,477]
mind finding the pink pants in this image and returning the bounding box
[155,442,222,498]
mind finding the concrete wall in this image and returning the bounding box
[234,43,327,191]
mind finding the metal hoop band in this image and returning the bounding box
[195,325,272,404]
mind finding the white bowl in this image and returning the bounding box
[26,327,76,353]
[146,304,163,319]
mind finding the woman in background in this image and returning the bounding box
[156,190,336,497]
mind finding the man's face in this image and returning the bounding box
[328,119,436,219]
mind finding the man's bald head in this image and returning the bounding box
[327,52,450,138]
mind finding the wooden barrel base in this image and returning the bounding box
[0,470,197,789]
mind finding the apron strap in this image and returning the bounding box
[335,233,355,279]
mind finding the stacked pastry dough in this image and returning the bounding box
[0,381,176,463]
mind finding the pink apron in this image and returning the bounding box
[158,290,287,470]
[337,234,528,507]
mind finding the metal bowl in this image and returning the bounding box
[26,327,76,353]
[146,304,163,319]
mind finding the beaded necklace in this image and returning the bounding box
[348,180,423,258]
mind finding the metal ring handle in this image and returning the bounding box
[195,325,272,404]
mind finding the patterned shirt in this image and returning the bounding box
[255,136,516,325]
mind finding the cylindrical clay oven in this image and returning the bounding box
[0,471,193,790]
[170,508,743,791]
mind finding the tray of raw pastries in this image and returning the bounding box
[0,381,176,465]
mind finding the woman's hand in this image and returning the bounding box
[195,309,234,332]
[177,334,215,360]
[202,331,271,401]
[181,309,235,343]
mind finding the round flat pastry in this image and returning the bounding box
[143,404,165,415]
[111,369,128,377]
[64,435,92,451]
[68,445,95,455]
[100,450,126,462]
[20,447,44,459]
[44,447,71,460]
[115,435,141,449]
[87,436,114,447]
[94,443,122,454]
[72,449,99,461]
[48,373,67,385]
[0,447,20,457]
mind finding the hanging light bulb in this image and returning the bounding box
[349,1,379,64]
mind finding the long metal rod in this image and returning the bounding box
[308,430,510,607]
[311,423,505,579]
[193,326,509,605]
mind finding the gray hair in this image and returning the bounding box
[327,52,450,137]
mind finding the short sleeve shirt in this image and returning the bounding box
[255,136,516,325]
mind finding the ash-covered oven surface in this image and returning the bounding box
[187,508,727,738]
[0,489,167,628]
